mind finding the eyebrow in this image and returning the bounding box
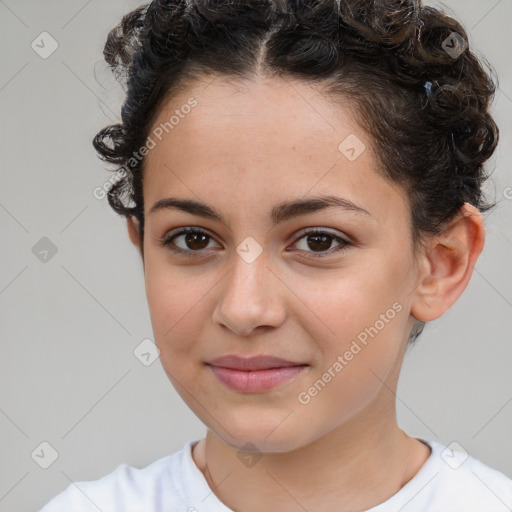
[148,195,370,226]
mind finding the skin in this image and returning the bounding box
[126,75,485,511]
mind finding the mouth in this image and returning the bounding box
[206,355,309,393]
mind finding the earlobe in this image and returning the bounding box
[410,203,485,322]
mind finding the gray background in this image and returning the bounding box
[0,1,510,511]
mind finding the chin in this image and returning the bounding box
[211,423,307,454]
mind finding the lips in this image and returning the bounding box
[207,355,305,371]
[206,355,309,393]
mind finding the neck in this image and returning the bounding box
[193,394,431,512]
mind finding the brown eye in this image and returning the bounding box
[160,227,352,260]
[292,229,352,259]
[181,231,209,250]
[161,228,221,255]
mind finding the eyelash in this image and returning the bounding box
[159,227,352,259]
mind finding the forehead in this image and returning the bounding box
[142,75,410,229]
[147,75,363,158]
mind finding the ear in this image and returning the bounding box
[410,203,485,322]
[126,215,143,257]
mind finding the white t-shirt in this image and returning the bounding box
[39,438,512,512]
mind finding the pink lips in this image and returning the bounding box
[206,355,308,393]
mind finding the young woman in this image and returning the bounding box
[40,0,511,510]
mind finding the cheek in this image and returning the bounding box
[294,257,411,396]
[295,260,406,347]
[143,257,208,362]
[296,300,409,430]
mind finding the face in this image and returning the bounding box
[137,75,422,453]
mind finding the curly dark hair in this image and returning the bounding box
[92,0,499,343]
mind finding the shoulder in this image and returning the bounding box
[38,440,199,512]
[429,441,512,510]
[386,439,512,512]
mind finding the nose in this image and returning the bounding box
[211,249,287,337]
